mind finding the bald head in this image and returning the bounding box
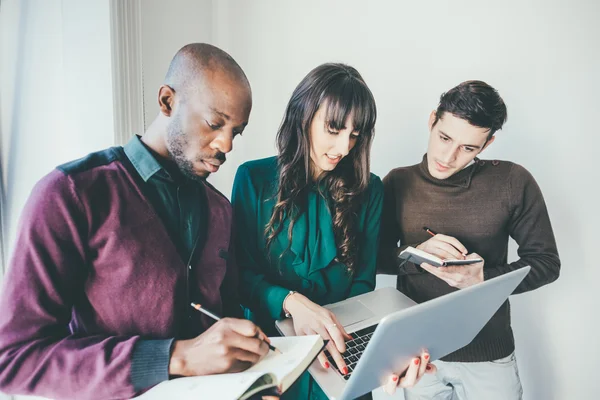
[164,43,250,100]
[146,43,252,181]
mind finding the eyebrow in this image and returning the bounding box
[210,107,248,130]
[210,107,230,120]
[439,130,483,149]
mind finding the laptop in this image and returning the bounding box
[276,266,530,400]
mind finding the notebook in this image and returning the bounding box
[135,335,326,400]
[398,246,482,267]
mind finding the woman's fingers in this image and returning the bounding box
[417,352,430,378]
[383,374,400,395]
[398,357,420,388]
[313,319,347,374]
[316,351,331,369]
[325,341,347,374]
[324,321,347,353]
[331,314,353,341]
[425,362,437,374]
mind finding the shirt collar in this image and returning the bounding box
[123,135,163,182]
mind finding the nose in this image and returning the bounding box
[211,130,234,154]
[440,145,459,165]
[334,134,352,157]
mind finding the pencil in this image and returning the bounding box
[423,226,437,237]
[190,302,282,354]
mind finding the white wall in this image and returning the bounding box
[1,0,115,255]
[140,0,213,129]
[209,1,598,399]
[0,0,114,396]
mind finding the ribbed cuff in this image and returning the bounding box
[483,267,503,281]
[131,338,174,392]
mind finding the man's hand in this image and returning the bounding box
[169,318,270,377]
[417,234,468,260]
[421,253,485,289]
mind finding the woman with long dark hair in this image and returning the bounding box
[232,63,433,399]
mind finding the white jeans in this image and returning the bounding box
[404,353,523,400]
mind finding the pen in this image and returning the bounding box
[423,226,437,237]
[190,302,282,354]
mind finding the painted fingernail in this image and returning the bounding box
[424,354,430,360]
[426,365,432,371]
[414,358,420,365]
[324,362,330,369]
[342,367,348,375]
[392,376,399,382]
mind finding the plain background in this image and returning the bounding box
[1,1,598,399]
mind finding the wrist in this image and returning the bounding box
[283,291,303,317]
[168,340,187,376]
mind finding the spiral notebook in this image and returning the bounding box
[398,246,482,267]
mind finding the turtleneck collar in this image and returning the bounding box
[418,154,479,188]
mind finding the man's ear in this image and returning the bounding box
[482,135,496,151]
[158,85,176,116]
[428,110,437,132]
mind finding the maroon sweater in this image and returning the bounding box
[0,147,238,399]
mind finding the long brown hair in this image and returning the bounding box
[264,63,377,274]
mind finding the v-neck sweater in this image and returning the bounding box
[0,146,238,399]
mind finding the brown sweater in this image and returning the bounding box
[378,155,560,362]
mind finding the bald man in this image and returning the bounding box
[0,44,273,399]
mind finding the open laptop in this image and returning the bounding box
[276,266,530,400]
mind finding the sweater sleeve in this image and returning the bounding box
[483,164,561,293]
[349,175,383,297]
[0,170,157,399]
[232,165,289,321]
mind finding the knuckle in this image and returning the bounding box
[217,343,230,356]
[214,331,227,343]
[223,358,234,370]
[254,338,266,354]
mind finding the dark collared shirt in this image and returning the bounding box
[124,136,205,262]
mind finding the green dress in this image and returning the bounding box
[232,156,383,400]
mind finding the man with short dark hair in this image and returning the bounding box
[0,43,272,400]
[378,80,560,399]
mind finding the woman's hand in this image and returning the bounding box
[284,293,352,374]
[382,351,437,395]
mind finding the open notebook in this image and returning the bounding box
[135,335,326,400]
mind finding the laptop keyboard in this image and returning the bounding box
[325,324,378,381]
